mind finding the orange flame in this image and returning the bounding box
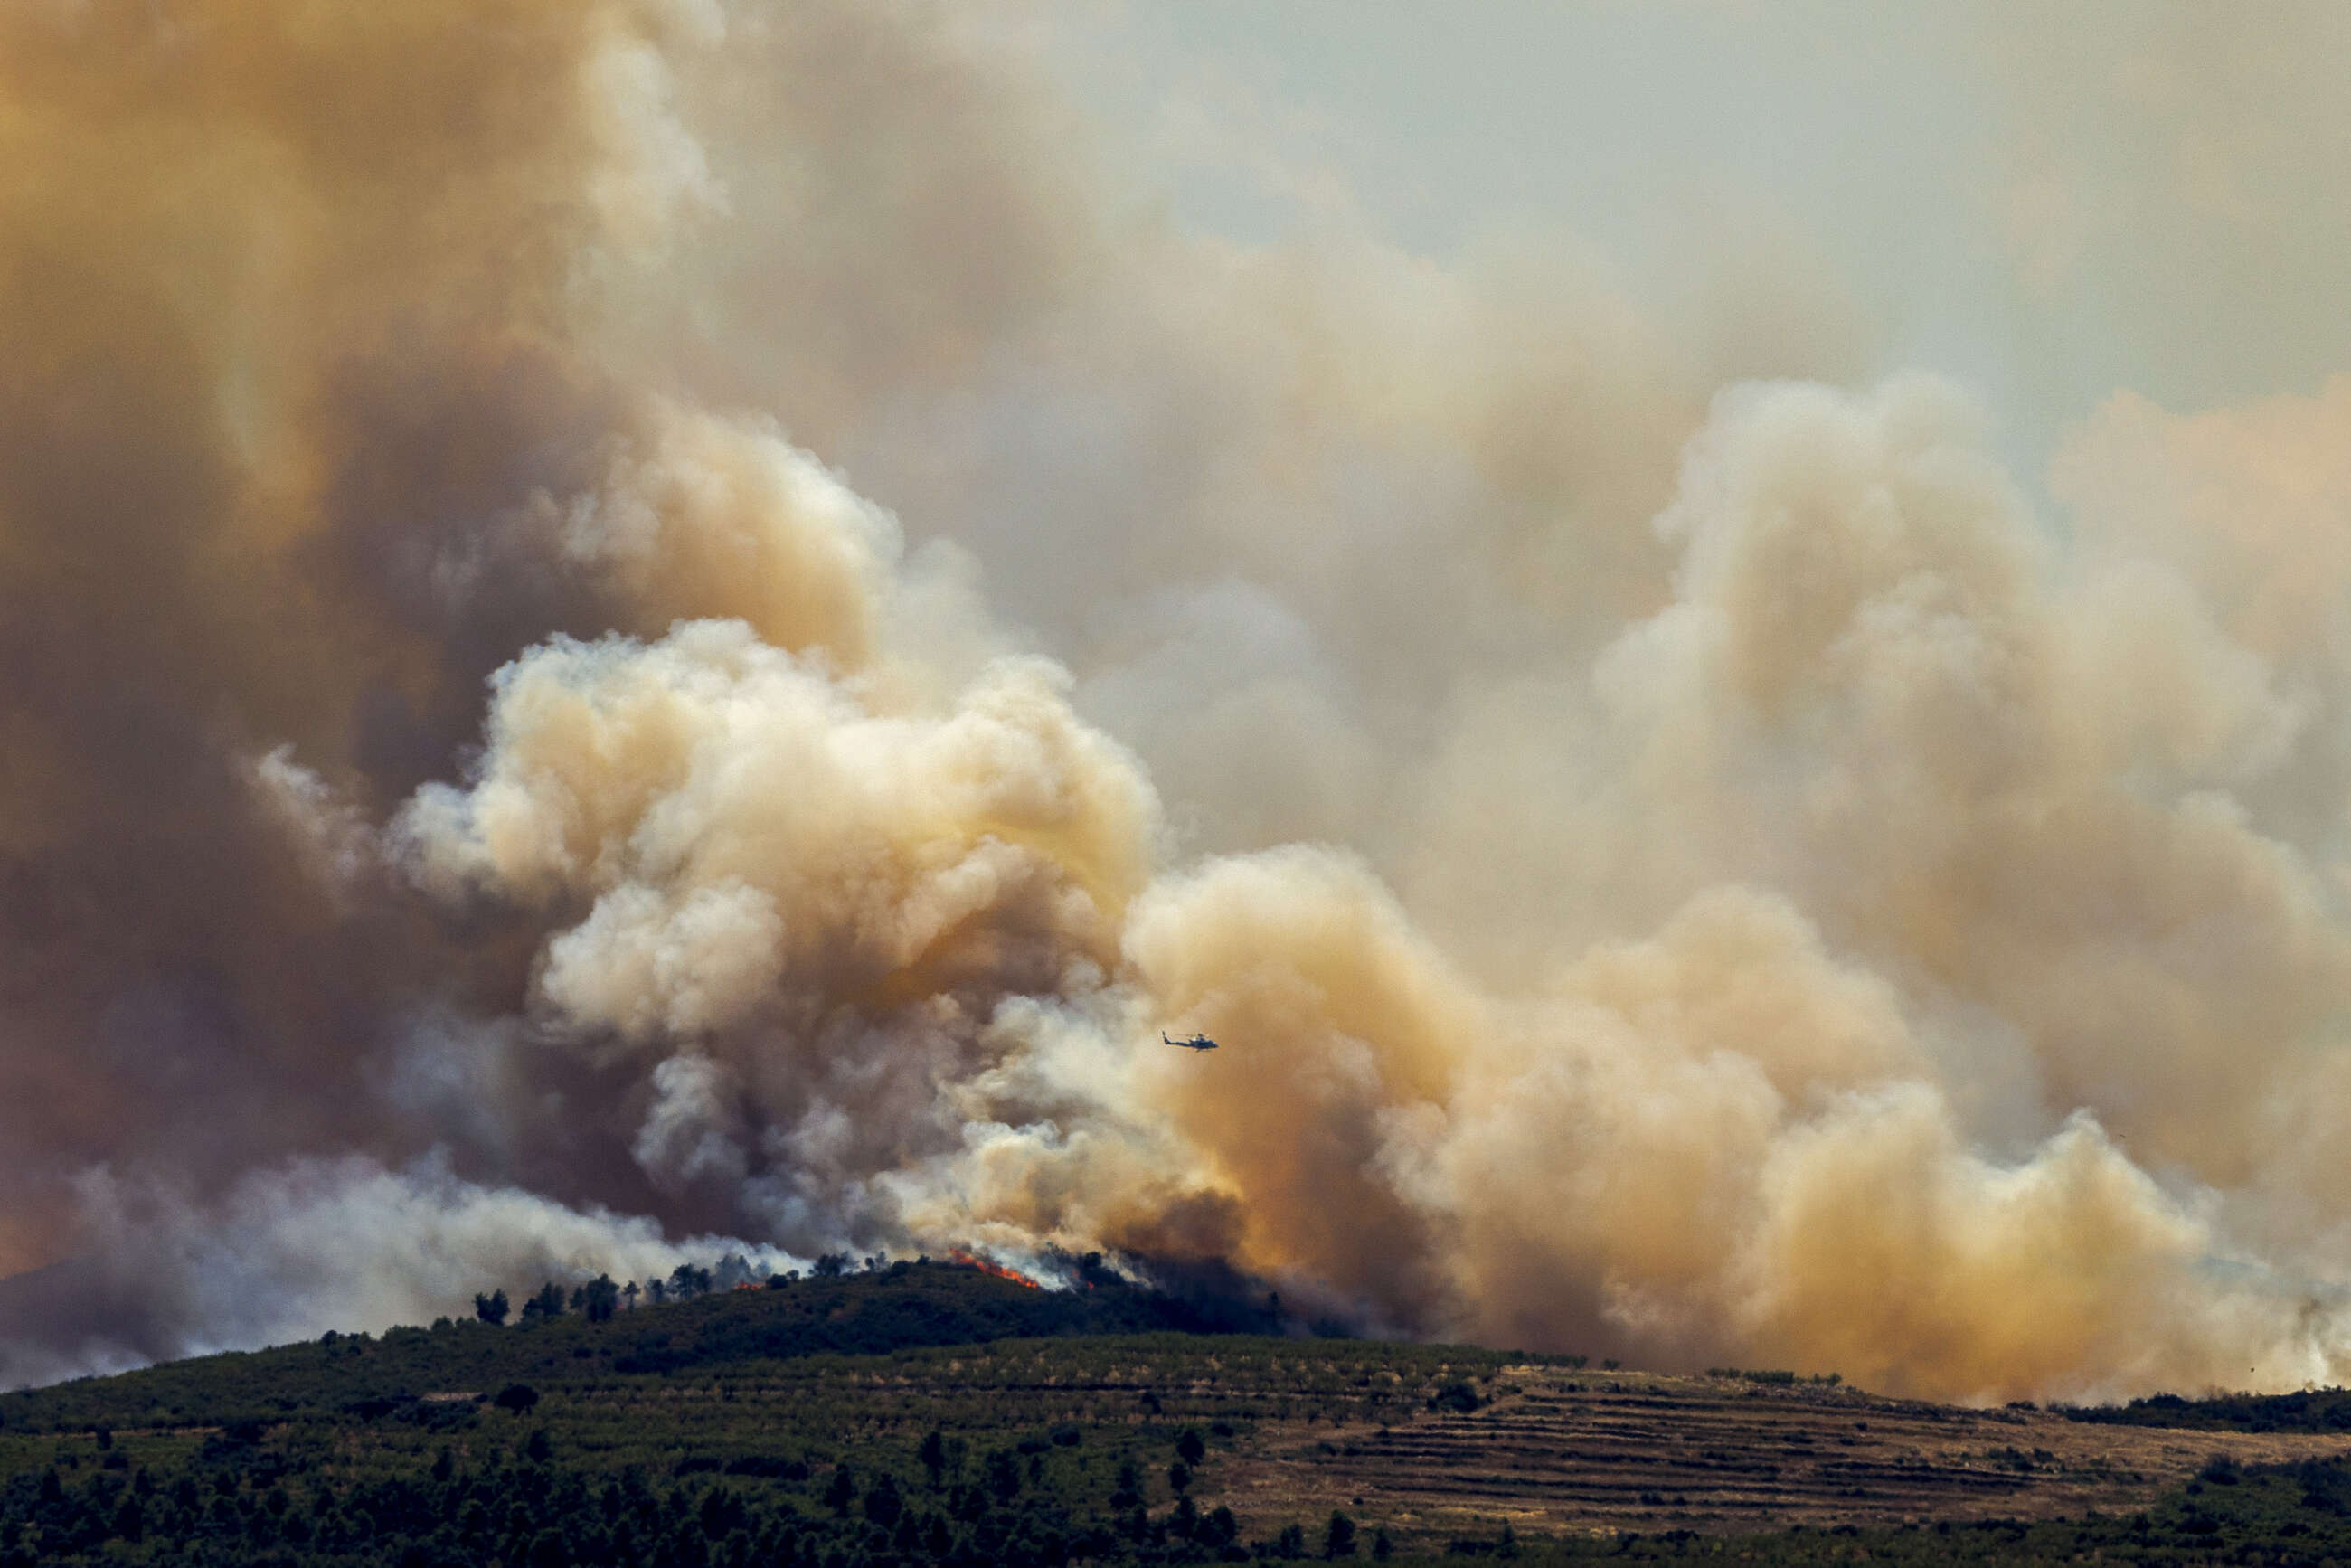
[946,1248,1044,1289]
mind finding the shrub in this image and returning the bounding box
[1429,1382,1481,1414]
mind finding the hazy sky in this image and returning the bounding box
[1047,1,2351,478]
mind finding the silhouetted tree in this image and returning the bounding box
[493,1384,539,1414]
[919,1430,947,1488]
[581,1274,618,1322]
[1325,1511,1357,1558]
[474,1289,509,1326]
[1176,1428,1206,1466]
[519,1281,566,1322]
[812,1252,850,1278]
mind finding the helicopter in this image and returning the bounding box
[1164,1031,1219,1052]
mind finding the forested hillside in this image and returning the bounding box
[0,1261,1527,1567]
[0,1258,1276,1437]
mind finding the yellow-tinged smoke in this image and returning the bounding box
[4,0,2351,1405]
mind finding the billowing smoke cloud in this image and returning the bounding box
[5,0,2351,1406]
[0,1157,782,1389]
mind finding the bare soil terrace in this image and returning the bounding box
[1204,1365,2351,1543]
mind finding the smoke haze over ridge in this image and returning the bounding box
[6,0,2351,1403]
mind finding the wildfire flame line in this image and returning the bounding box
[946,1249,1044,1289]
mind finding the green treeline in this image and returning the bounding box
[0,1415,1249,1568]
[2058,1385,2351,1434]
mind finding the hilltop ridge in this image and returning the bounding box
[0,1258,1276,1434]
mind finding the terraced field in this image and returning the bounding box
[1209,1365,2351,1544]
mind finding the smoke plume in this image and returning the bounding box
[5,0,2351,1404]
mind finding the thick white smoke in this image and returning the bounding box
[289,372,2349,1405]
[0,1157,793,1390]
